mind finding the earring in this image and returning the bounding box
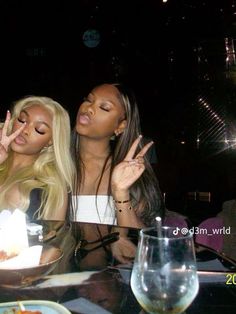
[110,134,116,141]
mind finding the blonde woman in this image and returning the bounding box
[0,96,75,220]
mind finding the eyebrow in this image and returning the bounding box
[21,109,51,129]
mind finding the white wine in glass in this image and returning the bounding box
[131,226,199,314]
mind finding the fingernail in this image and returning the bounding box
[139,134,143,138]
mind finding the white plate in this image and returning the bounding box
[0,300,71,314]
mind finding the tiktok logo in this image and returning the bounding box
[173,227,180,235]
[173,227,192,236]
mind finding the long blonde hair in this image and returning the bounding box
[0,96,75,219]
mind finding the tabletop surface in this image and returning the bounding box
[0,268,236,314]
[1,221,236,313]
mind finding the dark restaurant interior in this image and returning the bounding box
[1,0,236,224]
[1,1,236,313]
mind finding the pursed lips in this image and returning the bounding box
[78,113,91,125]
[14,135,27,145]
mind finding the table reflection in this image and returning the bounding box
[35,220,236,273]
[36,220,139,272]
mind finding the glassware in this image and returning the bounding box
[131,226,199,314]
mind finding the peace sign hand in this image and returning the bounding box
[111,135,154,192]
[0,111,26,164]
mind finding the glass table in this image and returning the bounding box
[0,221,236,313]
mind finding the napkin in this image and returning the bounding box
[0,209,29,256]
[33,271,99,288]
[0,209,42,268]
[62,297,112,314]
[0,209,12,228]
[0,245,43,269]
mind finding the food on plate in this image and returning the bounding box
[0,250,17,262]
[3,309,42,314]
[3,308,42,314]
[3,301,42,314]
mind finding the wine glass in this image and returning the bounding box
[131,226,199,314]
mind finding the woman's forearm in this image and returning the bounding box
[112,189,145,228]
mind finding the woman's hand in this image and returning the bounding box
[110,236,137,264]
[111,135,153,192]
[0,111,25,164]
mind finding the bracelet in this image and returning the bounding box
[113,198,130,204]
[115,205,132,213]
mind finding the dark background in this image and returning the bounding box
[1,0,236,222]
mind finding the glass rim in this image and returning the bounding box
[140,226,193,240]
